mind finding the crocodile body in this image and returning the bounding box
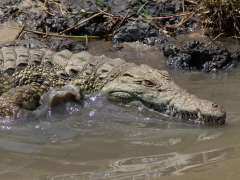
[0,46,226,124]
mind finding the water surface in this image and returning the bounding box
[0,37,240,179]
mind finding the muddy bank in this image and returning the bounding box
[0,0,239,72]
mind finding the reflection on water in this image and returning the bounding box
[0,88,239,179]
[51,148,233,180]
[0,41,240,179]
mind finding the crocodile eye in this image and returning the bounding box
[143,80,155,87]
[122,73,134,77]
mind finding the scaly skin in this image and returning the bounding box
[102,65,226,124]
[0,46,226,124]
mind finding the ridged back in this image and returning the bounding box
[0,46,94,76]
[0,47,137,91]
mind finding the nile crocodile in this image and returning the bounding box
[0,46,226,124]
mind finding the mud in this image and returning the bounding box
[0,0,21,9]
[0,0,192,42]
[0,0,240,72]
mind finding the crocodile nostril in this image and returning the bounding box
[212,103,218,108]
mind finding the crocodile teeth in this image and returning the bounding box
[143,102,207,122]
[197,111,202,119]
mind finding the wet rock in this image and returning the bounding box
[162,43,176,56]
[0,0,21,8]
[165,41,236,72]
[112,22,159,43]
[112,24,141,43]
[167,53,193,70]
[0,7,19,22]
[0,0,22,22]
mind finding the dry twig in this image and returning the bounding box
[59,12,102,35]
[2,24,101,39]
[206,33,224,46]
[14,23,26,40]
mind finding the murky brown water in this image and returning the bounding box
[1,25,240,180]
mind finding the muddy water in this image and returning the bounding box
[0,28,240,179]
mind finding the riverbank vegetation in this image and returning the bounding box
[201,0,240,37]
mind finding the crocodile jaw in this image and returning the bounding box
[106,91,226,124]
[101,64,226,124]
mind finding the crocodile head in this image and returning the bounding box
[101,64,226,124]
